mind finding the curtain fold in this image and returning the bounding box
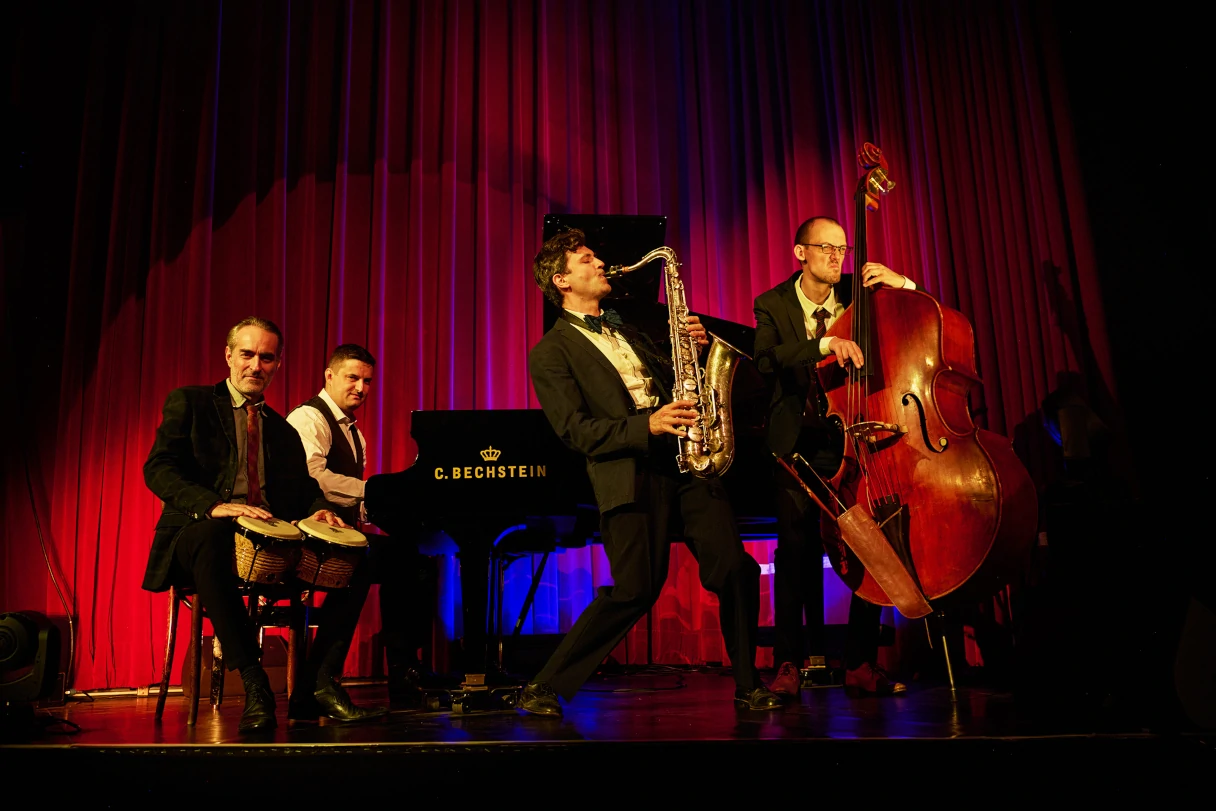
[3,0,1110,690]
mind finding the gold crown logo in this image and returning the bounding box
[480,446,502,462]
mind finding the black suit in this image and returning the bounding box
[142,381,368,675]
[528,315,763,700]
[753,273,881,671]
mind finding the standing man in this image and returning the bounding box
[287,344,440,708]
[753,216,912,698]
[142,317,386,732]
[521,228,781,717]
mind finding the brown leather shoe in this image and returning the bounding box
[844,662,907,697]
[770,661,801,698]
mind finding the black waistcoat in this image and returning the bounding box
[290,394,363,525]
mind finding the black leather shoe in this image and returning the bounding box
[519,682,562,717]
[238,683,277,733]
[734,686,783,711]
[288,680,388,723]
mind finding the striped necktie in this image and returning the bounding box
[811,307,830,339]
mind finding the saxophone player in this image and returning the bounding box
[520,228,782,716]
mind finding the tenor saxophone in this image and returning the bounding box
[605,247,749,477]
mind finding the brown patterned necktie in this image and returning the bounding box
[811,307,830,340]
[803,308,832,425]
[245,403,262,507]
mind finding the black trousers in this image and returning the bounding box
[536,449,762,701]
[170,519,369,683]
[772,429,883,671]
[363,534,436,670]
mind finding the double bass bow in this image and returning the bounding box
[779,143,1038,623]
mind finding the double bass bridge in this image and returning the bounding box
[847,420,907,448]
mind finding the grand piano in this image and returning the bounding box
[362,215,777,708]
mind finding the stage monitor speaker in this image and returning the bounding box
[0,610,62,705]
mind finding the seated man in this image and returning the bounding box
[142,316,386,732]
[287,343,441,707]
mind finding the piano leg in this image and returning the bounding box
[445,524,524,686]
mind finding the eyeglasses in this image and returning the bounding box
[799,243,853,257]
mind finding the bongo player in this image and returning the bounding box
[142,317,387,733]
[287,343,445,708]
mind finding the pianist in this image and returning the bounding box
[521,229,782,716]
[287,343,443,708]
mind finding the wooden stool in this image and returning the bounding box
[154,584,308,725]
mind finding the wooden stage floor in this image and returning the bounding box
[3,667,1210,801]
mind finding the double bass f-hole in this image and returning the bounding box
[899,392,949,453]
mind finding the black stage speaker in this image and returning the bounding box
[0,610,61,705]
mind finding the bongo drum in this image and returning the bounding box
[295,518,368,589]
[233,515,303,585]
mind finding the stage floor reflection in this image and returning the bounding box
[6,668,1210,799]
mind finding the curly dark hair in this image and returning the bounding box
[532,228,586,307]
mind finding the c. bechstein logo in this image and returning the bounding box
[433,446,546,481]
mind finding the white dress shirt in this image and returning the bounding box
[795,276,917,351]
[565,309,659,410]
[286,389,368,520]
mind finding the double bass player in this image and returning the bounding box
[754,215,915,698]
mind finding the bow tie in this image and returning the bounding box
[583,308,623,334]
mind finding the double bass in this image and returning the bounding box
[781,143,1037,627]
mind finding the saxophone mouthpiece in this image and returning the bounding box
[605,265,624,279]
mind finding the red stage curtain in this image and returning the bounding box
[2,0,1111,690]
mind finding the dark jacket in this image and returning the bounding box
[753,272,855,457]
[528,316,674,514]
[141,381,327,592]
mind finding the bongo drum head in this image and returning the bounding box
[235,514,303,541]
[298,518,368,548]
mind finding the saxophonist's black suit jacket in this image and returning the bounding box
[528,315,676,514]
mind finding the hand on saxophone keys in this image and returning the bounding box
[649,399,700,437]
[675,314,709,346]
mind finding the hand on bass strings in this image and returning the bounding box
[650,399,700,437]
[826,337,865,368]
[860,261,908,290]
